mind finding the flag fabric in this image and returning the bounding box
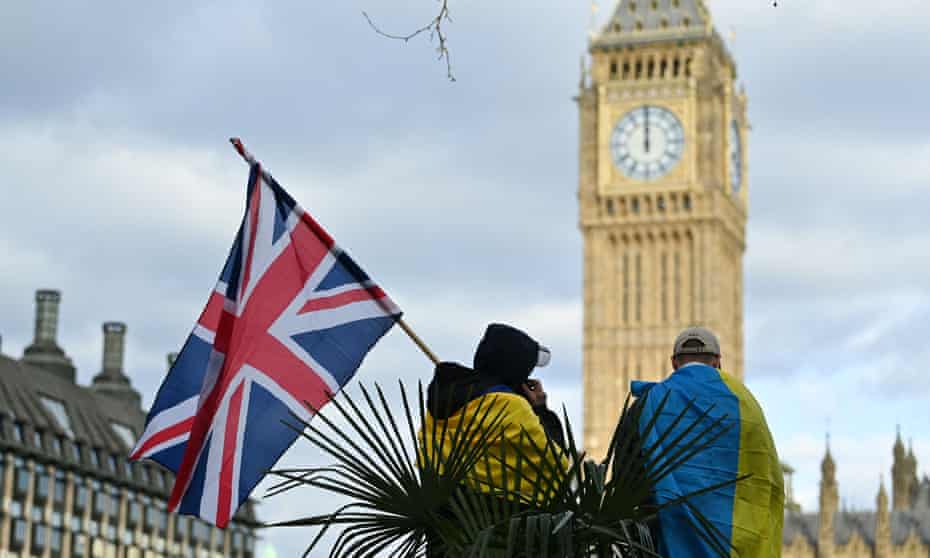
[130,162,402,527]
[630,363,784,558]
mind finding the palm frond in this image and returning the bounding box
[267,380,744,557]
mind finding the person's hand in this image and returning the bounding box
[520,379,548,408]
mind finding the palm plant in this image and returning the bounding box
[266,382,737,557]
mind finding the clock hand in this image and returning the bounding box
[644,108,651,154]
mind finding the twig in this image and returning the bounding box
[362,0,455,82]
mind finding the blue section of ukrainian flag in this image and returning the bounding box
[632,363,784,558]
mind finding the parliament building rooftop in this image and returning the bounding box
[0,289,259,558]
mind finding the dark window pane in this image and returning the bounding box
[12,519,26,549]
[54,478,66,504]
[32,523,47,551]
[72,442,82,462]
[75,484,88,511]
[36,473,50,500]
[15,468,29,495]
[51,528,62,551]
[13,423,24,443]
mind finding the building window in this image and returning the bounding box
[193,520,209,543]
[33,428,43,448]
[71,441,82,462]
[39,396,75,438]
[108,454,118,473]
[11,519,26,549]
[635,254,642,322]
[129,501,141,526]
[106,524,117,541]
[682,194,691,210]
[73,534,87,558]
[93,492,108,517]
[90,448,101,468]
[35,471,50,501]
[89,520,100,537]
[70,516,82,532]
[111,422,136,451]
[74,483,88,512]
[13,422,24,443]
[10,500,23,518]
[32,504,44,522]
[32,523,48,552]
[51,510,63,527]
[661,252,669,322]
[51,528,63,555]
[674,252,682,321]
[15,467,30,496]
[54,477,66,505]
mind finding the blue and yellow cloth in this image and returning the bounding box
[631,363,784,558]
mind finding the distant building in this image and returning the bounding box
[0,290,259,558]
[783,434,930,557]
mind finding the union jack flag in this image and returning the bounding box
[130,161,401,527]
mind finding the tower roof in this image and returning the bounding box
[591,0,712,49]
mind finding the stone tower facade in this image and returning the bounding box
[578,0,748,459]
[818,443,839,558]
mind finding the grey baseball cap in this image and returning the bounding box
[672,326,721,356]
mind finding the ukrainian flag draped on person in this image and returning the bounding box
[632,362,784,558]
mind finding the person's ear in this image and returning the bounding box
[671,356,678,371]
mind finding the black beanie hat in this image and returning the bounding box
[473,323,549,386]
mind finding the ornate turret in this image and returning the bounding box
[892,426,917,510]
[21,289,76,382]
[91,322,141,407]
[818,436,838,558]
[875,475,891,558]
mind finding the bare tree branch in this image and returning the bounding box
[362,0,455,82]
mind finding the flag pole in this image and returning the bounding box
[228,138,440,366]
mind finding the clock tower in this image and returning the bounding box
[578,0,748,459]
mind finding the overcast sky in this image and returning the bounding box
[2,0,929,555]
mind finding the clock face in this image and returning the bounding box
[729,119,742,193]
[610,105,684,181]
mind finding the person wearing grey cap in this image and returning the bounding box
[630,326,784,558]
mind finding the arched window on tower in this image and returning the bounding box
[661,252,669,322]
[622,61,631,80]
[622,253,630,324]
[635,254,643,323]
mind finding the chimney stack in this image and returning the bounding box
[21,289,76,382]
[91,322,141,407]
[102,322,126,374]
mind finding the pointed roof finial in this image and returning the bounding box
[579,55,587,89]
